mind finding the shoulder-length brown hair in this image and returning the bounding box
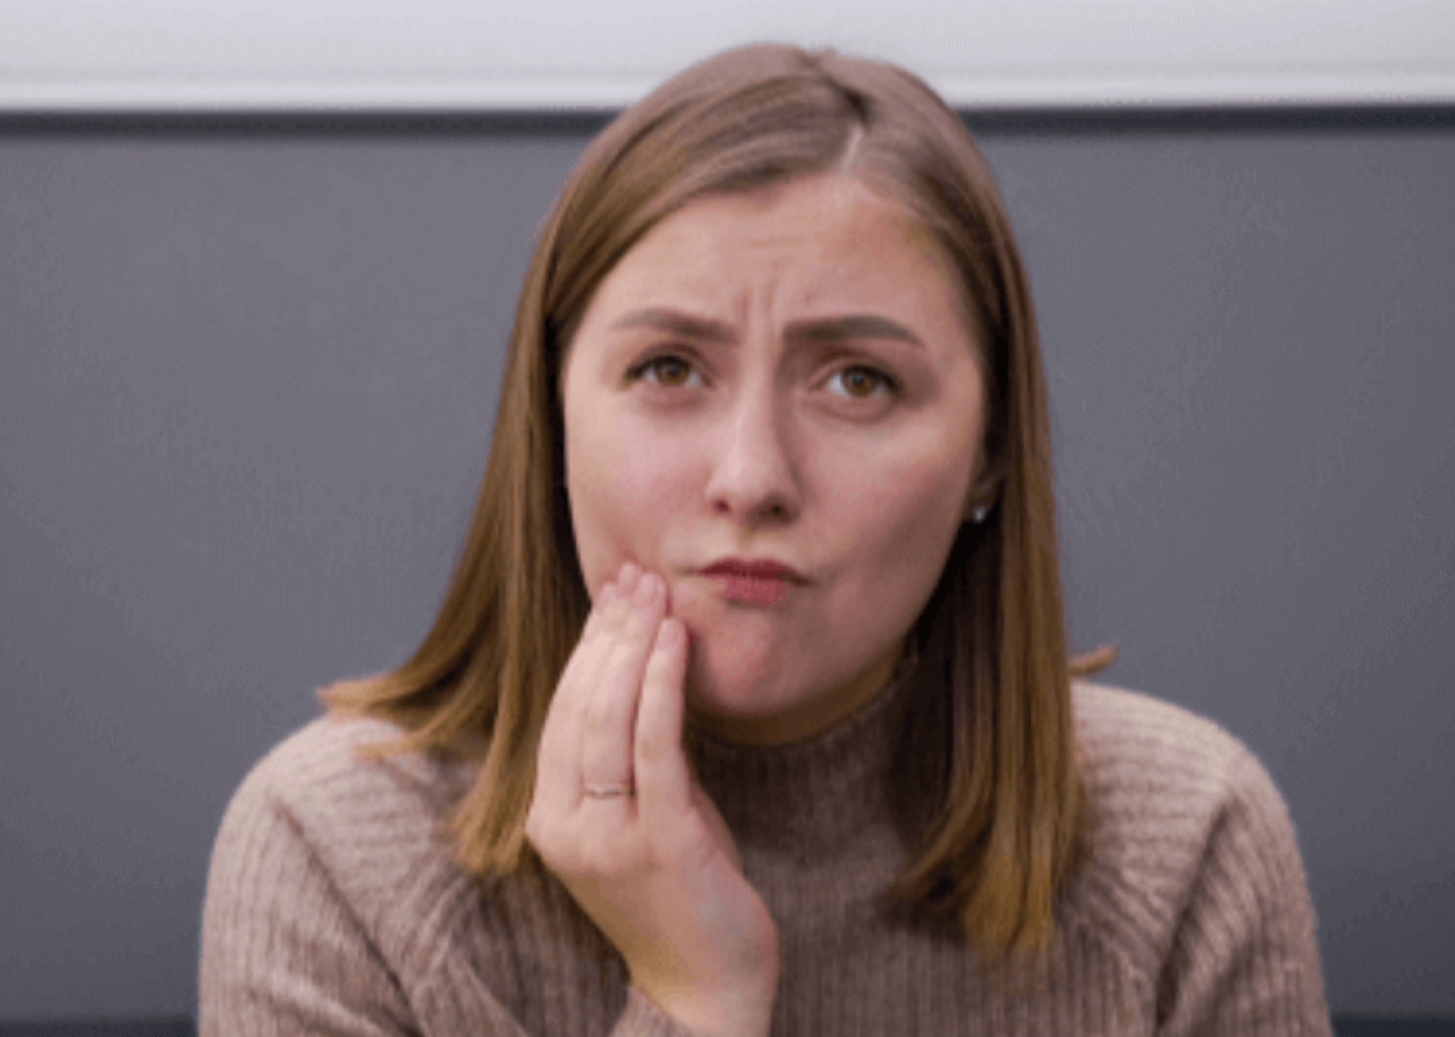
[326,42,1113,968]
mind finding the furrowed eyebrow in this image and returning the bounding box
[785,315,924,350]
[609,308,924,350]
[610,308,735,344]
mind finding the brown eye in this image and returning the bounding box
[651,357,692,386]
[630,354,699,388]
[831,365,897,399]
[843,368,877,396]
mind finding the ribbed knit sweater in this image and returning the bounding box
[199,670,1334,1035]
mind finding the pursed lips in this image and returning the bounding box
[698,560,804,605]
[700,558,807,583]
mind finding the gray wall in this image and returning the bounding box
[1,118,1452,1021]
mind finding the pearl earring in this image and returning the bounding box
[973,506,987,524]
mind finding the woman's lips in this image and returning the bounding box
[704,572,792,606]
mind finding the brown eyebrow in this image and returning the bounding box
[609,308,925,350]
[611,308,735,344]
[786,314,925,349]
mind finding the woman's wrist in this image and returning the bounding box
[631,973,778,1037]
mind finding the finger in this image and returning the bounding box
[552,571,629,718]
[633,614,693,829]
[532,576,627,820]
[579,570,664,805]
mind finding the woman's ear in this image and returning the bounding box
[964,498,994,525]
[962,455,1004,524]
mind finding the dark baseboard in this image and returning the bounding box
[5,106,1455,138]
[0,1016,1450,1035]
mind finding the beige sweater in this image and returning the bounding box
[199,671,1334,1035]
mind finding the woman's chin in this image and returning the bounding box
[683,668,787,723]
[678,621,846,741]
[682,654,841,746]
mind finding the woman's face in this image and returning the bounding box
[561,173,991,744]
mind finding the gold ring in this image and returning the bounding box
[583,782,635,798]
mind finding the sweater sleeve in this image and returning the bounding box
[198,754,426,1036]
[408,916,714,1037]
[200,727,710,1037]
[1152,743,1334,1037]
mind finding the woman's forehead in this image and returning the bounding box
[600,178,957,306]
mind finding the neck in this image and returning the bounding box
[682,641,924,859]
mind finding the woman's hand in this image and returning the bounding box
[525,561,780,1037]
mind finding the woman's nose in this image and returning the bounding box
[701,380,800,526]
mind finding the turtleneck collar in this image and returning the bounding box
[682,640,924,860]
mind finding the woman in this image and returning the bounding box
[200,43,1334,1035]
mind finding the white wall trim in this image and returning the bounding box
[3,0,1452,112]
